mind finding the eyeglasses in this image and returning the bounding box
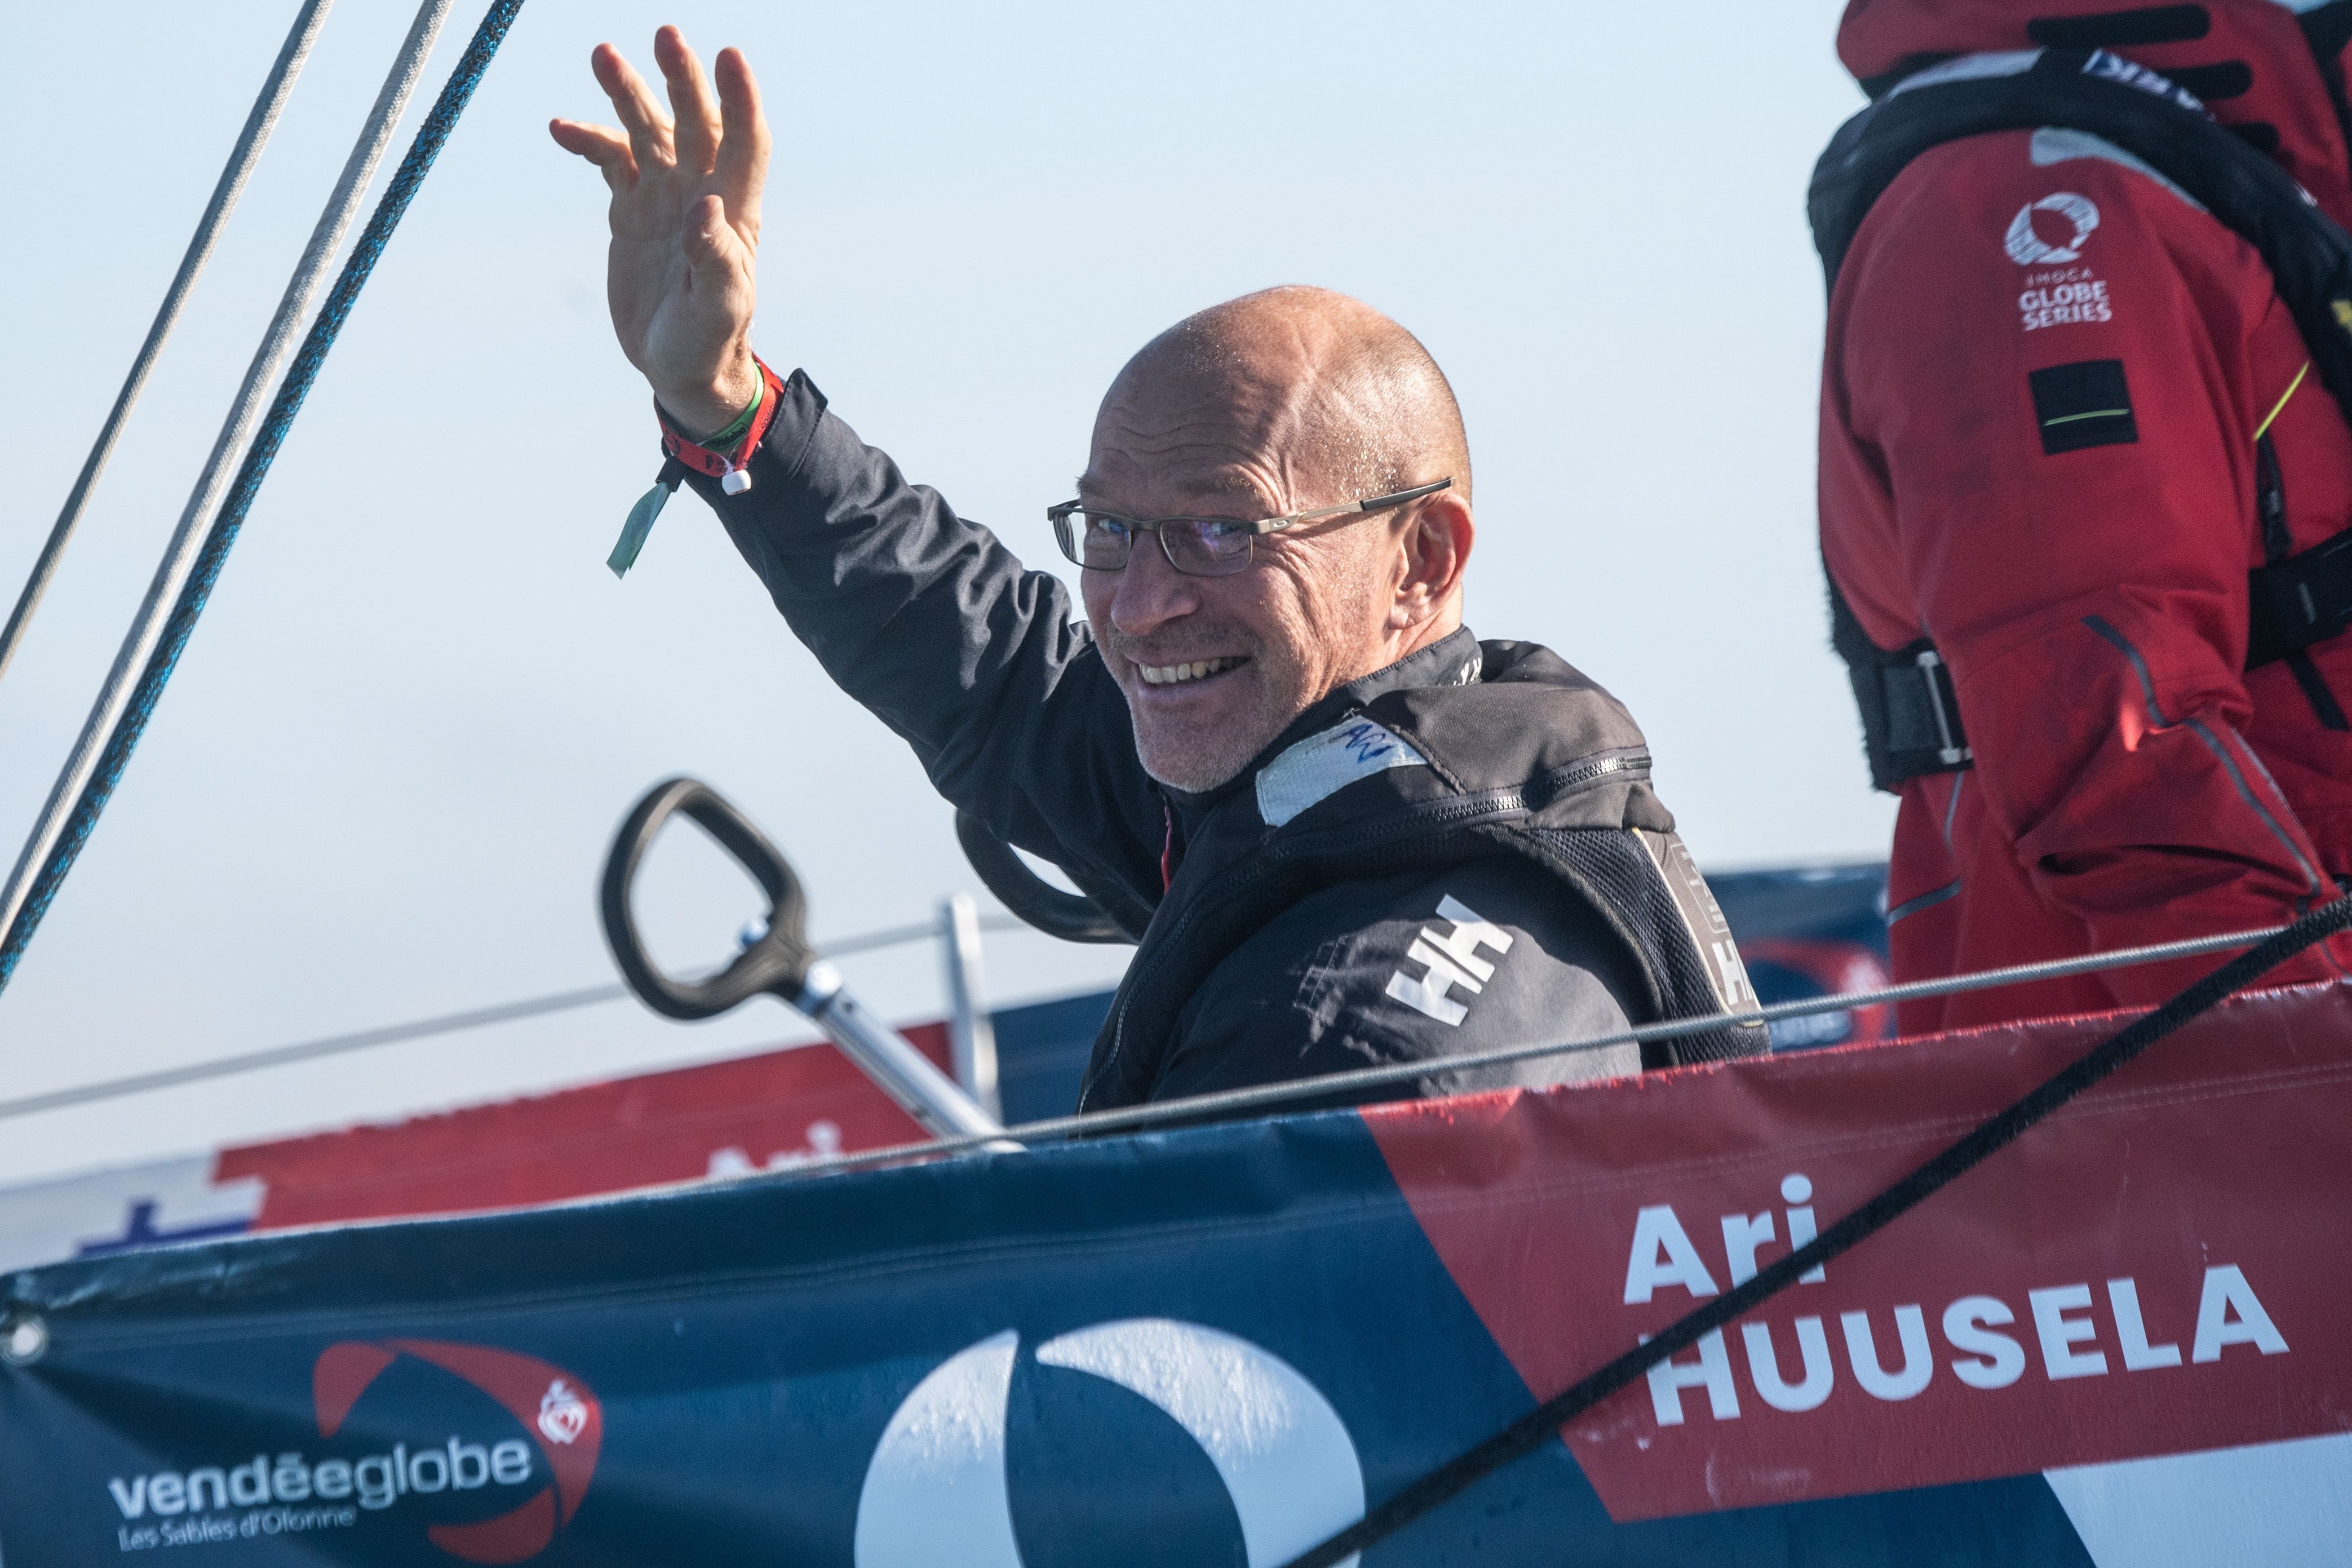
[1047,479,1453,578]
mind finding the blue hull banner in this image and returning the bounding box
[5,977,2347,1566]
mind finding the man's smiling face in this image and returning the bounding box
[1079,391,1394,795]
[1072,286,1475,795]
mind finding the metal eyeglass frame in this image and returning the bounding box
[1047,478,1453,577]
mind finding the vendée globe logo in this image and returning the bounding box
[103,1339,601,1562]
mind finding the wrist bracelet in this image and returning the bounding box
[614,357,787,578]
[696,366,765,450]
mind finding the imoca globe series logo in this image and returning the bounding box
[2004,191,2101,265]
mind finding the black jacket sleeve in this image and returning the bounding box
[680,370,1166,906]
[1150,856,1648,1107]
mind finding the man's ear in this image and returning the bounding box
[1390,493,1473,631]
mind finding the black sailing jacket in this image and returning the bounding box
[684,371,1765,1112]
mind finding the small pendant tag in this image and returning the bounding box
[608,482,671,578]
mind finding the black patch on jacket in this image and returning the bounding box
[2025,7,2211,49]
[2030,360,2140,454]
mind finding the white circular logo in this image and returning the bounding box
[854,1319,1366,1568]
[2006,192,2101,265]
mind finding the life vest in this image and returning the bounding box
[1075,636,1768,1111]
[1809,46,2352,791]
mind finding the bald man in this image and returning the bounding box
[556,30,1764,1111]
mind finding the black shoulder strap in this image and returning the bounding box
[1812,48,2352,416]
[1811,48,2352,790]
[1076,816,1763,1111]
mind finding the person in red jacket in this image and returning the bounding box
[1821,0,2352,1031]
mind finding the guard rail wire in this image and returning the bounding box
[756,915,2305,1175]
[0,0,526,995]
[0,0,337,690]
[0,909,1026,1123]
[0,0,454,976]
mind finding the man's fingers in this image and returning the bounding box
[713,47,771,243]
[655,26,722,176]
[548,118,637,188]
[591,42,674,171]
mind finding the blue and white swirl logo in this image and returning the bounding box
[854,1319,1365,1568]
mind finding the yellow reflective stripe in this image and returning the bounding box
[2254,360,2312,441]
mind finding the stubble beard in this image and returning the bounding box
[1119,644,1305,795]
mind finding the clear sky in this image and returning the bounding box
[0,0,1872,1184]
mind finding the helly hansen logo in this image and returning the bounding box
[1710,938,1754,1011]
[1385,896,1512,1026]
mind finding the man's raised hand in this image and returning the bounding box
[550,28,770,437]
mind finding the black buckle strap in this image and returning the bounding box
[1872,640,1973,785]
[1827,575,1974,792]
[2247,525,2352,669]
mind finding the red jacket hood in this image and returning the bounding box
[1837,0,2352,226]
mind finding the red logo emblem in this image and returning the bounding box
[312,1339,602,1563]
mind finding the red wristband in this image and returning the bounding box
[654,357,787,495]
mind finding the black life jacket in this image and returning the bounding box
[1075,633,1768,1112]
[1809,46,2352,792]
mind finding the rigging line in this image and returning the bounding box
[0,0,338,690]
[1276,889,2352,1568]
[0,0,456,984]
[0,909,1023,1124]
[0,984,626,1124]
[0,0,515,998]
[773,917,2292,1178]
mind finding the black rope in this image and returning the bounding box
[1278,890,2352,1568]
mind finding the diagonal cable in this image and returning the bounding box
[0,0,526,996]
[769,915,2295,1177]
[0,0,336,690]
[1273,892,2352,1567]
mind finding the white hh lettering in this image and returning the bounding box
[1711,938,1755,1007]
[1384,896,1513,1026]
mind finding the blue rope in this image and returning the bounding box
[0,0,526,994]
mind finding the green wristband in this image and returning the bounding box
[697,366,764,450]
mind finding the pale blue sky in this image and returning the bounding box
[0,0,1870,1182]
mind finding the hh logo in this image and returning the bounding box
[314,1339,602,1563]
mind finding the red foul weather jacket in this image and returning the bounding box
[1821,0,2352,1030]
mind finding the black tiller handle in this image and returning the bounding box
[600,777,816,1019]
[953,810,1136,944]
